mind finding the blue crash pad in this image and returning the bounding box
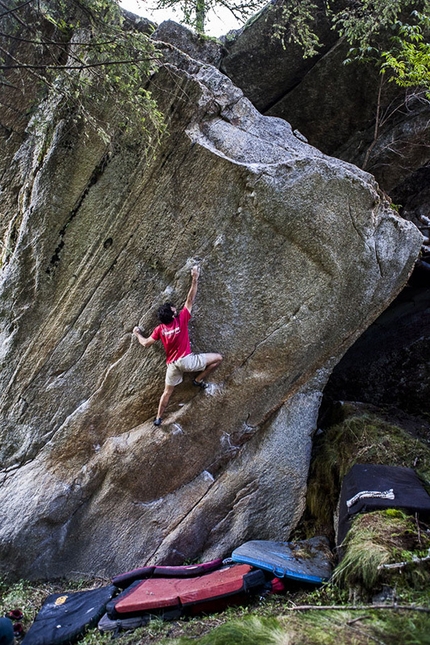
[231,536,333,584]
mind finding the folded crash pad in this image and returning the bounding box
[98,609,180,634]
[112,557,223,589]
[107,564,265,619]
[337,463,430,546]
[231,536,333,584]
[21,585,117,645]
[98,612,153,633]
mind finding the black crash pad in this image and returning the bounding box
[337,463,430,546]
[21,585,117,645]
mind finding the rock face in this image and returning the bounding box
[220,0,337,114]
[218,2,430,427]
[0,29,422,579]
[220,1,430,224]
[325,285,430,420]
[153,20,224,66]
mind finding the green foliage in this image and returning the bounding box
[0,0,165,142]
[373,612,430,645]
[291,609,357,645]
[0,578,61,629]
[271,0,430,91]
[381,13,430,93]
[293,606,430,645]
[296,581,349,607]
[42,0,121,31]
[273,0,321,58]
[333,511,404,589]
[335,1,430,93]
[332,509,430,593]
[152,0,266,34]
[332,0,418,53]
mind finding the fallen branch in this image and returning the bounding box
[288,604,430,613]
[378,550,430,571]
[347,615,371,625]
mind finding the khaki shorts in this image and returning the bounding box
[165,353,208,386]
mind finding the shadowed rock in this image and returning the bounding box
[220,1,430,223]
[153,20,224,66]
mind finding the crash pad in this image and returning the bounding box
[21,585,117,645]
[98,611,169,633]
[337,463,430,546]
[107,564,265,619]
[112,557,223,589]
[231,536,333,584]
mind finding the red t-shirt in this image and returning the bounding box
[151,307,192,364]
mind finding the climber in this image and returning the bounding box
[133,265,223,426]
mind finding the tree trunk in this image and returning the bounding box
[195,0,206,33]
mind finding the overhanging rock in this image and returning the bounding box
[0,43,422,579]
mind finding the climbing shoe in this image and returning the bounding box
[153,417,162,426]
[193,379,209,389]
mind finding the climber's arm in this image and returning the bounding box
[133,327,156,348]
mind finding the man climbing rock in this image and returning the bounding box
[133,266,223,426]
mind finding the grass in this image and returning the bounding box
[372,611,430,645]
[332,509,430,592]
[168,616,292,645]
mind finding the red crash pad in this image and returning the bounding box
[108,564,265,618]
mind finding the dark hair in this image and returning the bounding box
[158,302,175,324]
